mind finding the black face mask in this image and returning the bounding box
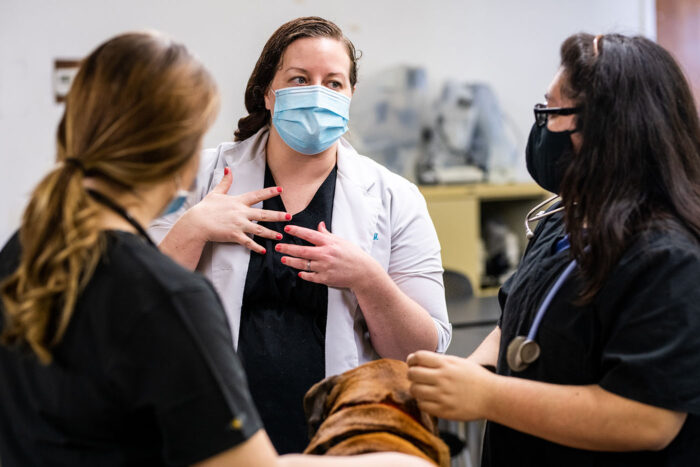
[525,122,575,194]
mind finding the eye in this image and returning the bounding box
[327,80,343,89]
[290,76,307,85]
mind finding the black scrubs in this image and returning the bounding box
[483,208,700,466]
[238,165,336,454]
[0,230,262,466]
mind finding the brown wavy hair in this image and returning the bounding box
[558,33,700,302]
[0,32,219,363]
[234,16,360,141]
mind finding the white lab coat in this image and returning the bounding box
[150,127,451,376]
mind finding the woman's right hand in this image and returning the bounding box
[186,167,291,255]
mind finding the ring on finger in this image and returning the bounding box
[306,259,311,272]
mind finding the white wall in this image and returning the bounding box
[0,0,655,247]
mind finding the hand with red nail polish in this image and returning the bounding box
[180,167,292,256]
[277,221,378,290]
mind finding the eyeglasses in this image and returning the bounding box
[533,103,582,127]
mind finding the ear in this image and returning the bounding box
[303,374,339,439]
[264,87,274,113]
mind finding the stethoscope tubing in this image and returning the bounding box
[527,257,578,340]
[507,198,581,372]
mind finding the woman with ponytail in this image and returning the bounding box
[0,32,429,467]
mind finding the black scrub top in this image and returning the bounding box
[237,165,336,454]
[482,208,700,466]
[0,231,262,467]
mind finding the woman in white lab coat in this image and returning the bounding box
[150,16,450,453]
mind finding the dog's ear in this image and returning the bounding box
[304,374,339,440]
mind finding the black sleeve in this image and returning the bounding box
[106,279,263,466]
[597,242,700,415]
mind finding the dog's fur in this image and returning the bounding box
[303,359,450,467]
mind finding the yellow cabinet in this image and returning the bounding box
[419,183,550,297]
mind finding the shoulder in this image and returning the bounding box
[622,220,700,269]
[101,232,218,305]
[597,219,700,305]
[207,128,269,170]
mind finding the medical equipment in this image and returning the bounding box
[506,256,578,371]
[417,82,518,184]
[524,195,564,239]
[347,66,429,182]
[507,196,573,372]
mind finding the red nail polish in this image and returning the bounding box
[277,186,283,193]
[224,167,230,175]
[260,248,266,255]
[284,226,291,232]
[285,213,292,221]
[276,233,283,240]
[298,272,303,278]
[275,244,281,251]
[281,257,286,264]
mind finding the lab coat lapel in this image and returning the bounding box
[210,130,268,349]
[325,138,381,375]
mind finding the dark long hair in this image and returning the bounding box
[559,33,700,302]
[234,16,359,141]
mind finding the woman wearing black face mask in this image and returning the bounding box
[406,33,700,466]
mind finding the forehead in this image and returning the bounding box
[279,37,351,75]
[546,67,575,105]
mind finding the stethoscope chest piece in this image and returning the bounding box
[506,335,541,372]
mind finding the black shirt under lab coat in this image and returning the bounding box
[482,209,700,466]
[0,231,262,466]
[238,165,336,454]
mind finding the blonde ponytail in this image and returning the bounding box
[1,163,103,363]
[0,31,218,363]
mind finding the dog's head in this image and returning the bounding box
[304,359,437,439]
[303,358,450,467]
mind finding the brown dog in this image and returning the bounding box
[303,359,450,467]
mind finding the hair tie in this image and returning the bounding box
[593,34,603,57]
[64,157,87,173]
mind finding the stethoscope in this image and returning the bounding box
[506,195,578,372]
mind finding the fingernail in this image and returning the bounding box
[276,233,283,240]
[224,167,230,175]
[281,257,286,264]
[277,186,283,193]
[260,248,266,255]
[284,226,291,233]
[298,272,303,278]
[275,244,281,251]
[285,213,292,221]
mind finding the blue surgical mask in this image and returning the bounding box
[271,85,351,155]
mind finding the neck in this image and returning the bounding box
[265,125,337,185]
[83,179,174,234]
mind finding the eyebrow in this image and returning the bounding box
[284,67,346,78]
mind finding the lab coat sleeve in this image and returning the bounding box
[388,182,451,353]
[148,148,220,244]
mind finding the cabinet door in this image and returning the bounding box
[424,197,481,294]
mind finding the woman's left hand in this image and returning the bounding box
[407,350,494,421]
[276,221,376,289]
